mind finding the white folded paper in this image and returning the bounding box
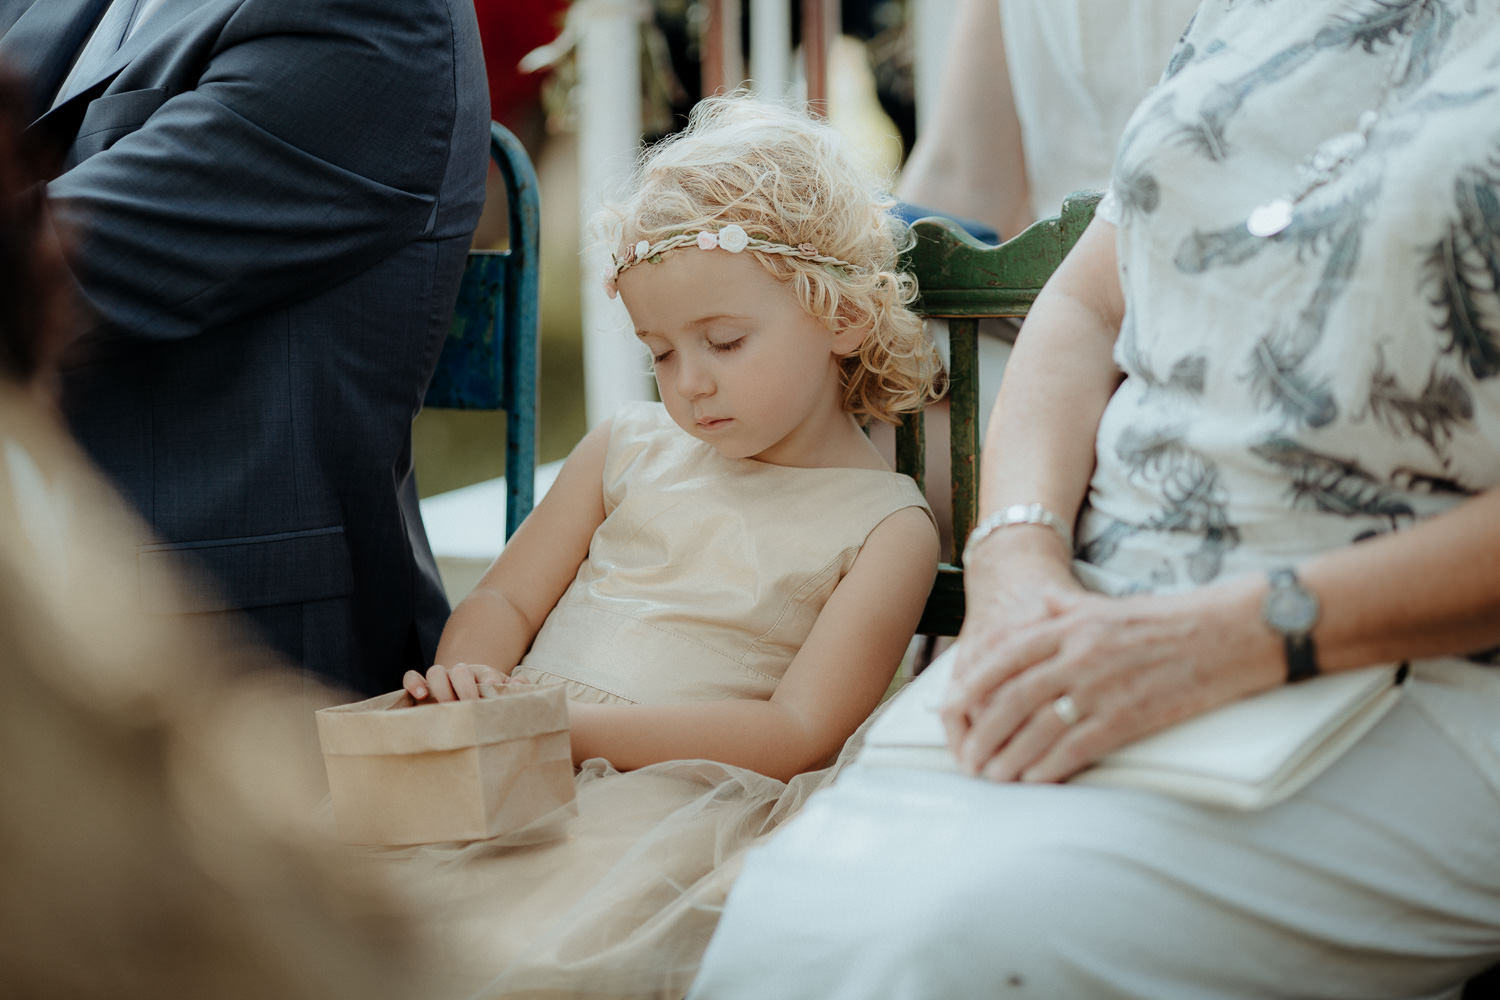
[862,645,1403,810]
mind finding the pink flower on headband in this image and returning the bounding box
[696,231,719,250]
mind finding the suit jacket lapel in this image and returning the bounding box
[94,0,204,73]
[0,0,109,120]
[28,0,206,133]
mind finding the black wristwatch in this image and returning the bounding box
[1262,568,1320,683]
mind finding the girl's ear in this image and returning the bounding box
[830,322,870,356]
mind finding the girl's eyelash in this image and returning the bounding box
[650,337,742,364]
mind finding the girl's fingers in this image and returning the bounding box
[413,664,516,701]
[476,664,508,687]
[448,663,482,701]
[475,666,507,698]
[402,669,430,701]
[423,665,457,702]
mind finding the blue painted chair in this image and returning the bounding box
[423,121,541,539]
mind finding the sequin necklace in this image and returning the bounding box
[1245,40,1408,238]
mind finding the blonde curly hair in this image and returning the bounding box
[600,95,944,425]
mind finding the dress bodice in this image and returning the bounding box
[517,402,930,704]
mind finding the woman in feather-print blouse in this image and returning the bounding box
[690,3,1500,997]
[951,0,1500,785]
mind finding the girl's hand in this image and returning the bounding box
[403,663,523,703]
[942,577,1280,783]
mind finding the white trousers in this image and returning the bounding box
[690,698,1500,999]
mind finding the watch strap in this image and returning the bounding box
[1284,632,1319,684]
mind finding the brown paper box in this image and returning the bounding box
[316,686,577,845]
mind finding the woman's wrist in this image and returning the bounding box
[963,523,1077,587]
[1175,573,1284,693]
[963,502,1074,564]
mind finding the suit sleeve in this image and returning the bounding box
[47,0,481,341]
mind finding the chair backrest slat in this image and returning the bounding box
[428,252,508,410]
[423,122,541,540]
[900,192,1101,637]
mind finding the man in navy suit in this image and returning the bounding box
[0,0,489,695]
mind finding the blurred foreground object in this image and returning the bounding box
[0,382,450,1000]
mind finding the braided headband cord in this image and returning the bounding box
[604,223,857,298]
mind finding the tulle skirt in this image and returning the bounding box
[373,667,863,999]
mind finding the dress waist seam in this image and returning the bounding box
[545,600,782,685]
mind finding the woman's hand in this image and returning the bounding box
[941,576,1281,783]
[403,663,526,703]
[949,526,1087,687]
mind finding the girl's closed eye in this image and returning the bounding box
[651,348,675,365]
[708,337,746,354]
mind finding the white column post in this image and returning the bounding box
[578,0,654,427]
[749,0,792,101]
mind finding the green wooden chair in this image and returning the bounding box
[896,191,1102,639]
[423,121,541,540]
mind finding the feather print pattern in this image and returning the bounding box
[1367,357,1475,459]
[1425,159,1500,379]
[1080,0,1500,637]
[1241,328,1339,428]
[1118,309,1209,398]
[1238,219,1364,427]
[1250,438,1417,524]
[1165,1,1454,169]
[1080,427,1241,583]
[1315,0,1433,56]
[1389,467,1478,497]
[1173,180,1373,276]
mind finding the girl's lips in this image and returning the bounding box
[696,416,732,430]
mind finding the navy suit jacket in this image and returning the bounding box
[0,0,489,695]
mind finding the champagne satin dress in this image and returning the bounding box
[395,402,931,999]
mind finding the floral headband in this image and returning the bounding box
[603,223,857,298]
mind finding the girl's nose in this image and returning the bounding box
[675,357,714,399]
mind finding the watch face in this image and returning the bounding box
[1265,583,1318,633]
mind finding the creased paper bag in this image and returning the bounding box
[316,686,576,845]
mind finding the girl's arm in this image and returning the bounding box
[405,420,612,699]
[567,506,940,781]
